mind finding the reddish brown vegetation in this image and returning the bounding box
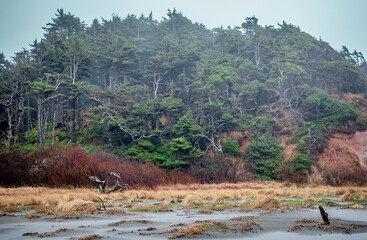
[312,130,367,186]
[188,156,250,183]
[0,147,195,188]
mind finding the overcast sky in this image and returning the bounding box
[1,0,366,60]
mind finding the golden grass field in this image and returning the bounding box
[1,182,367,213]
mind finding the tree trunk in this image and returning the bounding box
[6,106,12,151]
[37,97,44,149]
[78,97,82,129]
[42,106,48,148]
[52,107,57,149]
[108,131,112,145]
[290,107,304,127]
[71,97,76,143]
[27,96,31,145]
[19,110,24,145]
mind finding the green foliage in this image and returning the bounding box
[81,123,108,144]
[293,122,326,153]
[302,88,358,127]
[222,138,241,156]
[170,137,201,161]
[29,81,56,93]
[239,115,278,136]
[173,111,202,139]
[3,9,367,184]
[25,128,39,145]
[124,139,189,170]
[124,139,154,163]
[12,144,40,155]
[244,135,284,180]
[292,154,313,174]
[159,97,184,113]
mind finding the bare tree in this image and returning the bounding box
[31,73,66,149]
[0,68,26,150]
[152,74,163,98]
[267,63,305,127]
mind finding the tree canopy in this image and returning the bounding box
[1,9,366,181]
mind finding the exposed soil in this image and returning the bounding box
[326,131,367,168]
[311,130,367,184]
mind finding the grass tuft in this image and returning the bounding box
[55,199,98,214]
[254,197,281,209]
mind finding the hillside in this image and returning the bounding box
[1,9,367,186]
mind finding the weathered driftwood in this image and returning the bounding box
[89,172,128,193]
[89,176,106,193]
[319,206,330,224]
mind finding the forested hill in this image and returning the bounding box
[1,9,367,183]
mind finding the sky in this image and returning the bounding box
[0,0,366,60]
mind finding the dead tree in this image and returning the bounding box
[89,172,128,193]
[89,176,107,193]
[319,206,330,225]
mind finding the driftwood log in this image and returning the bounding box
[319,206,330,224]
[89,172,128,193]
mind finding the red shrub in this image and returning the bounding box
[0,147,195,188]
[318,160,367,186]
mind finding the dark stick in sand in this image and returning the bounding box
[319,206,330,225]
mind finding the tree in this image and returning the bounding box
[320,61,363,99]
[64,36,90,84]
[267,62,309,127]
[43,9,85,38]
[242,16,263,66]
[222,138,241,156]
[169,137,200,165]
[99,34,138,89]
[244,135,284,180]
[29,73,69,149]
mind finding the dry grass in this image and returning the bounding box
[240,196,253,205]
[108,219,149,226]
[55,199,98,214]
[105,208,128,215]
[169,223,207,239]
[351,204,365,209]
[0,187,103,210]
[121,182,367,203]
[22,228,72,238]
[168,221,227,239]
[25,213,41,219]
[0,187,127,212]
[339,192,355,201]
[211,196,224,205]
[158,227,180,234]
[2,182,367,212]
[197,209,214,214]
[231,222,262,233]
[254,197,281,209]
[180,195,203,207]
[70,234,102,240]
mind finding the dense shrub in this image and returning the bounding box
[301,88,367,134]
[189,156,249,183]
[0,147,195,188]
[319,160,367,186]
[243,135,284,180]
[222,138,241,156]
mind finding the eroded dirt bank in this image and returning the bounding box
[310,130,367,185]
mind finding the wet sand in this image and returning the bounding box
[1,206,367,239]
